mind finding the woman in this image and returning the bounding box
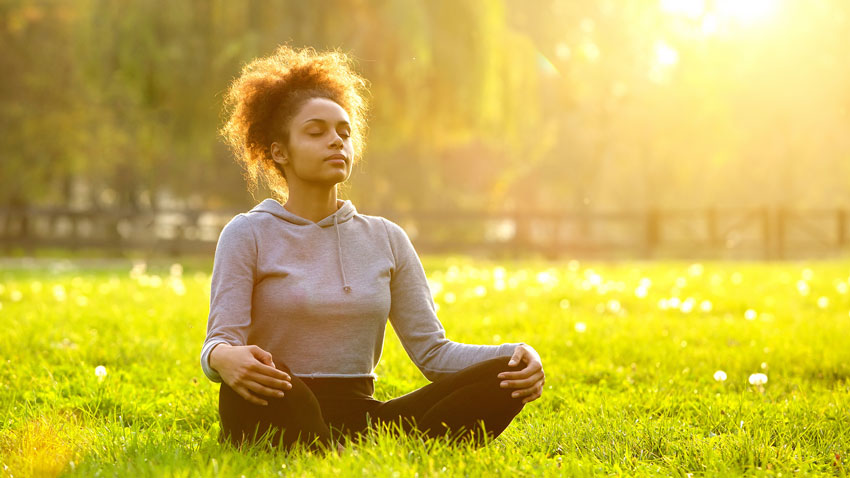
[201,45,545,451]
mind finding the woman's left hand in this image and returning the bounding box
[498,344,545,404]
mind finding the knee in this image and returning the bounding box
[472,356,523,380]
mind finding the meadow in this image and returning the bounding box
[0,256,848,477]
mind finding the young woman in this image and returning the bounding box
[201,45,545,451]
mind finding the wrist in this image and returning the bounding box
[209,342,232,371]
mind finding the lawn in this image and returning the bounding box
[1,256,848,477]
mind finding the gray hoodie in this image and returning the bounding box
[200,198,520,383]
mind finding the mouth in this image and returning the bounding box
[324,154,347,162]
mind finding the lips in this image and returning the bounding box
[324,154,347,162]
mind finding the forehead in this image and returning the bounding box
[293,97,350,124]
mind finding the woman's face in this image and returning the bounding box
[271,97,354,189]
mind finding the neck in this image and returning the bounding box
[283,185,341,223]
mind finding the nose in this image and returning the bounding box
[329,133,343,149]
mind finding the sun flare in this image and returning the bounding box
[661,0,781,28]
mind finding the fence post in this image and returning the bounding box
[706,207,718,249]
[645,208,659,259]
[774,207,786,261]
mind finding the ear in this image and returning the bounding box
[270,141,288,165]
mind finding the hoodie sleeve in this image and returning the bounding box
[381,218,523,382]
[200,214,257,383]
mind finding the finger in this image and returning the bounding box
[498,361,542,380]
[249,346,287,377]
[500,371,544,389]
[522,388,543,404]
[250,361,291,382]
[248,370,292,391]
[235,385,269,406]
[507,346,525,367]
[512,382,544,400]
[245,380,287,400]
[497,365,542,381]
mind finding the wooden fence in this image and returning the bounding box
[0,206,847,260]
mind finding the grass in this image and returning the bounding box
[1,256,848,477]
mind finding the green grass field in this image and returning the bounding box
[1,256,848,477]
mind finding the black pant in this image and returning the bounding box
[218,356,526,450]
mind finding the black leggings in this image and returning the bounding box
[218,356,526,450]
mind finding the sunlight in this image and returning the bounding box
[660,0,705,19]
[715,0,779,25]
[661,0,782,31]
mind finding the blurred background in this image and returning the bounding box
[1,0,849,259]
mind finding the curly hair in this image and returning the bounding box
[219,45,369,201]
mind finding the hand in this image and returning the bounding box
[498,344,545,404]
[209,344,292,406]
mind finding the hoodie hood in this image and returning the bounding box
[250,198,357,293]
[250,198,356,227]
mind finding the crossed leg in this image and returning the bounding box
[366,356,526,445]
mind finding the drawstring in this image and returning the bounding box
[334,214,351,293]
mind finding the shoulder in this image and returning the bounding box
[217,213,257,245]
[360,214,408,241]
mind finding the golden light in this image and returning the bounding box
[661,0,782,29]
[715,0,779,25]
[660,0,705,19]
[654,41,679,66]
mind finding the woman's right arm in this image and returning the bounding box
[201,215,290,405]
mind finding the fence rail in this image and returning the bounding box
[1,206,847,259]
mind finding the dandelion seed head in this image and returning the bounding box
[748,373,768,385]
[744,309,757,320]
[797,280,810,296]
[585,270,603,287]
[473,285,487,297]
[52,285,67,302]
[802,268,814,281]
[635,286,649,298]
[169,263,183,277]
[817,296,829,309]
[10,290,23,302]
[680,298,695,313]
[574,322,587,333]
[731,272,743,285]
[713,370,727,382]
[700,300,713,312]
[443,292,456,304]
[95,365,107,380]
[688,263,704,277]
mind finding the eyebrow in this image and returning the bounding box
[301,118,350,127]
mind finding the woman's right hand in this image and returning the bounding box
[209,344,292,406]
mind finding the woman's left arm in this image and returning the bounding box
[498,344,545,404]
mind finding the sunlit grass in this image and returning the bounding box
[1,257,849,476]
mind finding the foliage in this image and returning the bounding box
[2,1,848,213]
